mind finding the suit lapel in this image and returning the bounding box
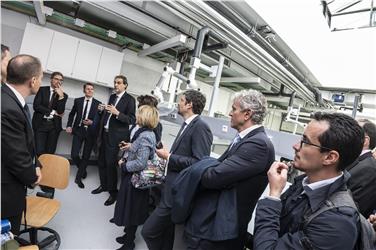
[218,126,265,161]
[170,116,199,153]
[88,99,98,120]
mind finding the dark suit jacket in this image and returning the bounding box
[1,84,38,218]
[67,96,100,136]
[98,92,136,146]
[32,86,68,132]
[162,116,213,208]
[347,151,376,217]
[186,127,275,244]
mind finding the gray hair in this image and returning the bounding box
[233,89,267,124]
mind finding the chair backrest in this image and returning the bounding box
[38,154,70,189]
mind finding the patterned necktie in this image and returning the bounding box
[230,134,241,149]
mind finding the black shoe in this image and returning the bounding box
[82,170,87,179]
[116,243,135,250]
[116,234,126,244]
[109,218,115,223]
[75,178,84,189]
[91,186,104,194]
[104,195,117,206]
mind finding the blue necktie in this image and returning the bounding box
[230,134,241,149]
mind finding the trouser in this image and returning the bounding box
[71,128,95,180]
[35,120,59,156]
[35,120,60,195]
[98,132,118,196]
[141,202,175,250]
[124,225,138,246]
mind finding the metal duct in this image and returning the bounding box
[157,1,318,105]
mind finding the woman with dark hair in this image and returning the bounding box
[113,105,159,250]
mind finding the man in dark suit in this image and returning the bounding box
[66,83,100,189]
[91,75,136,206]
[32,71,68,156]
[142,90,213,250]
[184,90,275,250]
[347,119,376,217]
[1,54,43,234]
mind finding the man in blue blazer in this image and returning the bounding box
[184,90,275,250]
[142,90,213,250]
[66,83,100,189]
[91,75,136,206]
[1,54,42,234]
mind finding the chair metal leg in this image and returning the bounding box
[18,226,61,250]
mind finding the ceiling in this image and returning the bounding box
[2,0,338,111]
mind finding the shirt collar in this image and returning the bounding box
[184,114,198,126]
[238,124,262,139]
[6,83,26,106]
[360,149,371,155]
[50,86,54,92]
[302,172,343,191]
[116,90,126,99]
[84,97,93,102]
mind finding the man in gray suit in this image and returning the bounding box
[183,90,274,250]
[141,90,213,250]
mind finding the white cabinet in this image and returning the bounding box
[20,23,124,86]
[96,47,124,86]
[72,40,102,82]
[46,32,79,76]
[19,23,54,70]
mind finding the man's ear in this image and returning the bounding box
[322,150,340,167]
[244,109,252,121]
[29,77,36,88]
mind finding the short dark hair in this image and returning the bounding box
[312,112,364,171]
[51,71,63,80]
[137,95,158,108]
[1,44,10,59]
[83,82,94,91]
[183,90,206,115]
[115,75,128,85]
[7,54,42,85]
[358,119,376,149]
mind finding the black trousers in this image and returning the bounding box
[2,213,22,235]
[98,132,119,196]
[35,120,60,195]
[34,120,60,156]
[141,201,175,250]
[71,127,95,179]
[185,229,247,250]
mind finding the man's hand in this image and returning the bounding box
[54,84,64,99]
[267,161,289,198]
[118,158,125,167]
[66,127,72,134]
[368,213,376,231]
[105,104,120,116]
[156,147,170,160]
[82,119,93,126]
[34,167,42,185]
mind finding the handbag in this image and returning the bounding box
[131,154,168,189]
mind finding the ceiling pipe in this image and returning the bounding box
[162,1,318,105]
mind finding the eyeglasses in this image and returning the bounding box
[299,137,334,151]
[53,77,63,82]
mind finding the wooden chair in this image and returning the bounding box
[18,154,69,249]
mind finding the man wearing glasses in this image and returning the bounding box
[253,112,364,249]
[32,72,68,156]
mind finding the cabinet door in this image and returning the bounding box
[46,32,79,76]
[19,23,54,70]
[72,40,102,82]
[96,47,124,86]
